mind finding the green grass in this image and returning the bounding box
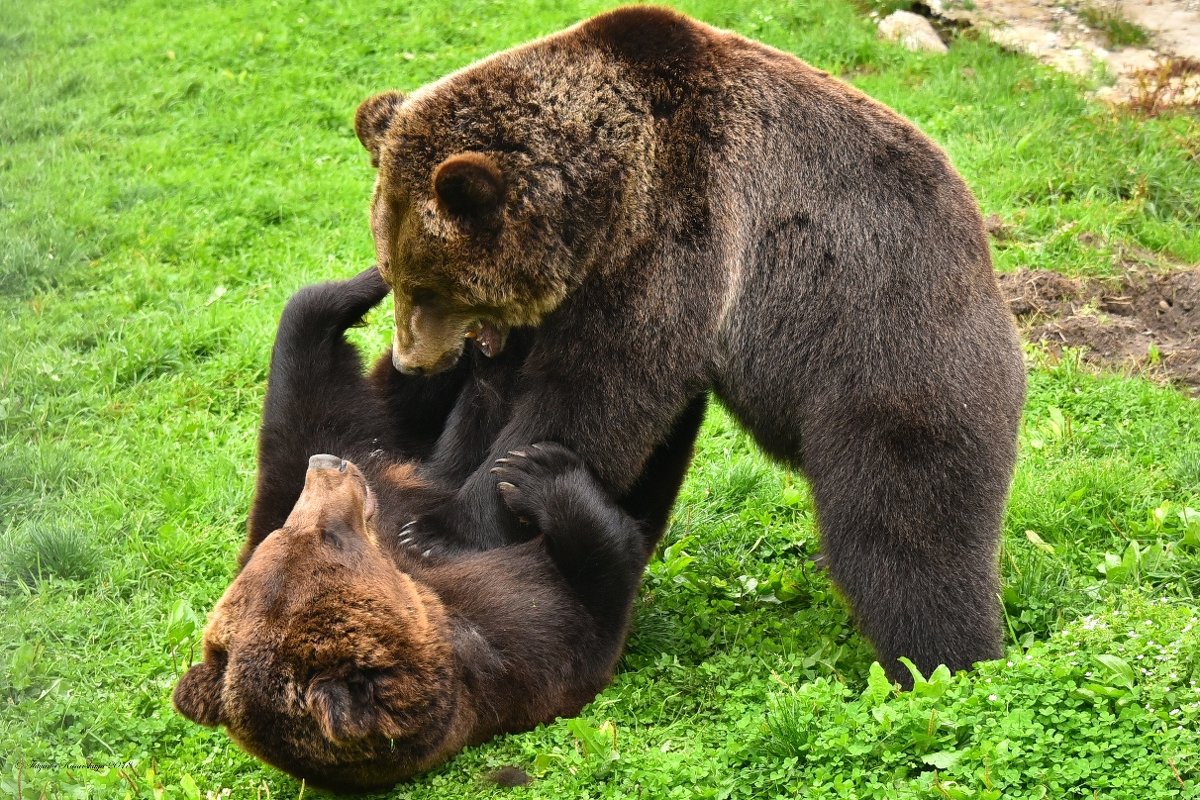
[2,0,1199,798]
[1079,3,1151,49]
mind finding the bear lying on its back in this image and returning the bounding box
[176,446,639,792]
[172,269,705,791]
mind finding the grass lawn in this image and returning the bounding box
[2,0,1199,798]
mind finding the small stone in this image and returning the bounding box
[878,11,949,53]
[488,767,532,787]
[983,213,1011,239]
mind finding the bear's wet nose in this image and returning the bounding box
[308,454,346,472]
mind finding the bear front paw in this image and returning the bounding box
[490,442,585,530]
[394,490,513,554]
[395,518,449,560]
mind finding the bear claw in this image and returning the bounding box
[492,442,587,529]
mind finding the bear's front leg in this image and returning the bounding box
[491,442,644,631]
[396,464,525,556]
[398,297,707,554]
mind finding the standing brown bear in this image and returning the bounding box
[354,6,1026,686]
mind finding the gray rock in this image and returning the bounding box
[878,11,949,53]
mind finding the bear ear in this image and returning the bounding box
[355,91,406,168]
[173,658,227,727]
[432,152,506,223]
[306,669,410,743]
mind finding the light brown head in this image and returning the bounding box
[173,456,459,791]
[354,31,658,374]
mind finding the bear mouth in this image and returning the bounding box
[362,480,377,520]
[346,466,377,521]
[464,320,507,358]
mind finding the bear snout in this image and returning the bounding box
[282,457,376,533]
[308,454,346,472]
[391,340,463,375]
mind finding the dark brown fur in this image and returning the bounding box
[176,449,640,792]
[174,269,705,791]
[355,7,1026,686]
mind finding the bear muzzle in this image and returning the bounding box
[308,454,347,472]
[390,324,508,375]
[391,340,465,376]
[288,456,377,526]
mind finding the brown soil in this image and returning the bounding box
[998,267,1200,393]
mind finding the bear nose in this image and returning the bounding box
[394,360,426,377]
[308,454,346,472]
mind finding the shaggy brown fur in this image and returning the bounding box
[355,6,1026,687]
[174,269,705,791]
[176,449,642,792]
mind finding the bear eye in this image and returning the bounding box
[319,520,360,551]
[319,527,343,549]
[410,287,443,308]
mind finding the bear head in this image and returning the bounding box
[173,455,458,792]
[354,27,664,375]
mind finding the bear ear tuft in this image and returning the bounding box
[355,91,406,168]
[432,152,506,224]
[307,671,389,743]
[307,669,412,743]
[306,677,359,742]
[173,659,227,727]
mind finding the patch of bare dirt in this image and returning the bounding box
[999,266,1200,393]
[919,0,1200,108]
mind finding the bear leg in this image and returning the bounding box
[491,443,644,633]
[617,394,708,558]
[803,413,1012,689]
